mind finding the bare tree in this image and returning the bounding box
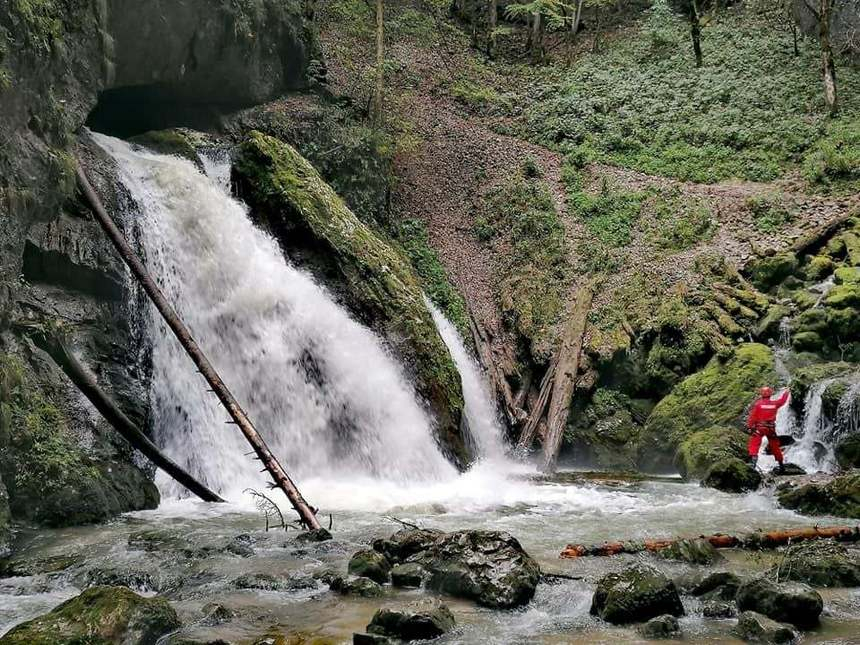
[372,0,385,126]
[804,0,839,115]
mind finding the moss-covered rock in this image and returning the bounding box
[735,578,823,628]
[794,307,828,335]
[747,253,799,291]
[637,344,775,472]
[0,356,158,527]
[129,129,205,164]
[836,435,860,469]
[804,255,834,281]
[834,266,860,284]
[702,457,762,493]
[348,549,392,584]
[792,331,823,352]
[675,426,749,479]
[233,132,471,467]
[0,586,180,644]
[657,538,723,565]
[565,389,640,470]
[777,471,860,518]
[770,540,860,587]
[590,563,684,624]
[790,362,855,404]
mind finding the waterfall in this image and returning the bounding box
[427,300,508,462]
[93,133,457,501]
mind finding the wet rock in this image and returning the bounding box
[0,553,83,577]
[348,549,392,584]
[295,528,333,542]
[771,463,806,476]
[128,529,187,552]
[748,253,799,291]
[702,458,762,493]
[637,614,681,638]
[675,425,749,480]
[702,600,736,618]
[590,563,684,624]
[769,540,860,587]
[366,599,455,641]
[353,634,394,645]
[776,472,860,518]
[835,434,860,469]
[330,575,384,597]
[201,602,235,625]
[225,533,255,557]
[234,572,316,592]
[735,577,823,628]
[0,585,180,644]
[391,562,425,588]
[657,538,724,565]
[372,529,444,564]
[420,530,541,609]
[80,566,173,593]
[735,610,796,644]
[692,571,742,602]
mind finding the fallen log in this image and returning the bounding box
[469,313,526,426]
[560,525,860,558]
[515,352,558,453]
[541,281,595,473]
[791,211,855,257]
[76,164,321,530]
[23,324,224,503]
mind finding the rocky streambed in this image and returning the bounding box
[2,468,859,644]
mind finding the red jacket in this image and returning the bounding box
[747,390,790,430]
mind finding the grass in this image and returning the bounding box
[520,9,860,185]
[648,188,715,251]
[746,192,796,233]
[479,163,568,362]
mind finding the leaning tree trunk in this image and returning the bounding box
[689,0,703,67]
[25,326,225,503]
[819,0,838,115]
[76,165,322,530]
[373,0,385,127]
[541,283,594,472]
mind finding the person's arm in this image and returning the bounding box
[775,388,791,408]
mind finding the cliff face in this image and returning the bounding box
[0,0,316,551]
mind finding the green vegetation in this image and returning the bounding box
[521,12,860,184]
[395,218,469,334]
[746,193,795,233]
[570,178,645,248]
[648,189,714,251]
[450,79,514,115]
[480,163,567,362]
[9,0,64,56]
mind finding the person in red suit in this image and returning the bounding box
[747,386,790,473]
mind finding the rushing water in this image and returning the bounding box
[3,138,859,643]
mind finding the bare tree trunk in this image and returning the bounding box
[469,314,527,427]
[531,10,542,62]
[76,165,322,530]
[373,0,385,127]
[25,326,225,504]
[562,525,860,558]
[541,283,594,472]
[819,0,838,115]
[487,0,497,57]
[592,8,602,53]
[567,0,584,64]
[689,0,703,67]
[793,24,799,56]
[516,354,560,452]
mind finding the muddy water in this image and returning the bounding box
[4,468,858,644]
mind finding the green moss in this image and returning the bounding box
[824,283,860,309]
[702,457,762,493]
[675,425,748,480]
[790,362,855,403]
[568,178,645,248]
[746,193,795,233]
[805,255,834,281]
[1,586,180,645]
[233,132,470,466]
[481,166,567,363]
[802,119,860,191]
[450,79,513,115]
[648,189,715,251]
[9,0,64,57]
[747,252,799,291]
[834,266,860,284]
[565,389,640,471]
[637,343,776,472]
[130,129,202,163]
[777,472,860,519]
[395,218,468,335]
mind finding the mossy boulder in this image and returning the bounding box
[834,266,860,284]
[792,331,823,353]
[0,586,180,644]
[637,614,681,639]
[657,538,723,565]
[233,132,471,467]
[836,434,860,469]
[590,563,684,624]
[770,540,860,587]
[824,282,860,308]
[565,389,640,470]
[790,362,854,405]
[804,255,834,281]
[735,611,796,644]
[365,599,455,641]
[129,129,206,164]
[638,344,776,472]
[329,575,385,597]
[348,550,392,584]
[702,457,762,493]
[735,577,823,628]
[794,307,828,335]
[674,425,748,479]
[747,253,799,291]
[776,471,860,518]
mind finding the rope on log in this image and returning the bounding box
[560,525,860,558]
[23,325,225,503]
[75,163,321,530]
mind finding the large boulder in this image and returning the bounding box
[637,614,681,639]
[736,611,797,644]
[638,344,776,473]
[370,528,540,609]
[348,550,392,584]
[234,133,471,468]
[365,599,455,641]
[590,564,684,624]
[702,458,762,493]
[776,471,860,518]
[692,571,742,601]
[836,434,860,469]
[735,577,823,628]
[675,425,749,480]
[0,586,180,644]
[769,540,860,587]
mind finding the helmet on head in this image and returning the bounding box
[759,386,773,398]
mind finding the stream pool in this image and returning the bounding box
[3,464,858,644]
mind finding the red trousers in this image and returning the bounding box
[748,425,783,463]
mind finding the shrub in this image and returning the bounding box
[746,192,795,232]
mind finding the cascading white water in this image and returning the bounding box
[789,380,834,473]
[94,133,458,501]
[427,300,507,462]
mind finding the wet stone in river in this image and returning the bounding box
[735,577,823,628]
[390,562,425,588]
[590,563,685,624]
[330,575,385,597]
[637,614,681,639]
[702,600,736,618]
[691,571,742,602]
[364,598,456,641]
[736,610,797,644]
[348,549,392,584]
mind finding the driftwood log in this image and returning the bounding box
[26,326,225,503]
[560,525,860,558]
[76,164,322,530]
[469,314,527,426]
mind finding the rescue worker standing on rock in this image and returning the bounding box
[747,386,790,473]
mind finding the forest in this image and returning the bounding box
[0,0,859,643]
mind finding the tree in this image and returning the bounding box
[751,0,801,55]
[586,0,615,54]
[506,0,569,62]
[372,0,385,126]
[802,0,839,115]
